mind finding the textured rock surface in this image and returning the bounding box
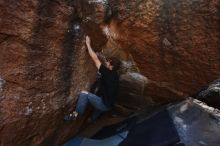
[106,0,220,101]
[0,1,97,146]
[168,98,220,146]
[196,78,220,109]
[0,0,220,145]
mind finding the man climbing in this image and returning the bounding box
[64,36,121,121]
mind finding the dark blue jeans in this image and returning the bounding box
[76,92,110,120]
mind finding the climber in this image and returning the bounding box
[64,36,121,122]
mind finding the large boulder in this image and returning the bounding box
[106,0,220,101]
[0,0,220,145]
[0,0,98,145]
[195,78,220,109]
[168,98,220,146]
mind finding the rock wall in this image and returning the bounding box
[106,0,220,102]
[0,0,220,145]
[0,0,97,145]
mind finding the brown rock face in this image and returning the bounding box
[0,0,98,145]
[106,0,220,102]
[0,0,220,145]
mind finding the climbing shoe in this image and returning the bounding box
[64,111,78,121]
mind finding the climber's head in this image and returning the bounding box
[106,57,121,71]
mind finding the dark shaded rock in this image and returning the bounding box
[118,72,152,110]
[168,98,220,146]
[65,98,220,146]
[82,20,107,52]
[196,78,220,109]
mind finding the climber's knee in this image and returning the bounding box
[81,90,88,94]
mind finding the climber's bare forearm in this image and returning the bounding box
[86,36,101,69]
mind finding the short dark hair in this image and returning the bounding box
[108,57,121,71]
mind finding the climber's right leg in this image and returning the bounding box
[64,91,89,121]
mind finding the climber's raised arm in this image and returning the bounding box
[85,36,101,69]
